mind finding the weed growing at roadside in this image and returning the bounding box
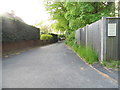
[65,32,98,64]
[101,60,120,69]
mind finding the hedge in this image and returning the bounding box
[40,34,53,40]
[40,33,58,42]
[2,16,40,43]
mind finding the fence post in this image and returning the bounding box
[101,17,107,62]
[79,29,81,45]
[86,24,89,47]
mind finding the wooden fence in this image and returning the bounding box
[75,17,120,61]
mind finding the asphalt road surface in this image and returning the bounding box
[2,42,118,88]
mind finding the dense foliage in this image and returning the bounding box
[45,1,115,33]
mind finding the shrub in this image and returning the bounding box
[40,34,53,40]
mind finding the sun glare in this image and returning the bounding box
[0,0,50,25]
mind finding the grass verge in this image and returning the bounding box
[101,60,120,69]
[65,32,98,64]
[65,32,120,69]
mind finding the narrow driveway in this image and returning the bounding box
[3,42,118,88]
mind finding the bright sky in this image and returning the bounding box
[0,0,50,26]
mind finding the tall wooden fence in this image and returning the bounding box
[76,17,120,61]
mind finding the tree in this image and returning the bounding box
[118,0,120,16]
[45,1,115,33]
[45,1,69,33]
[40,25,52,34]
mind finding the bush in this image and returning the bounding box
[40,34,53,40]
[64,31,75,45]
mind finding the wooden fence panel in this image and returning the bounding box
[80,27,86,46]
[86,20,102,59]
[118,18,120,59]
[106,18,120,60]
[76,29,80,45]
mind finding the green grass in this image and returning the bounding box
[65,32,98,64]
[72,44,98,64]
[101,60,120,69]
[65,32,119,68]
